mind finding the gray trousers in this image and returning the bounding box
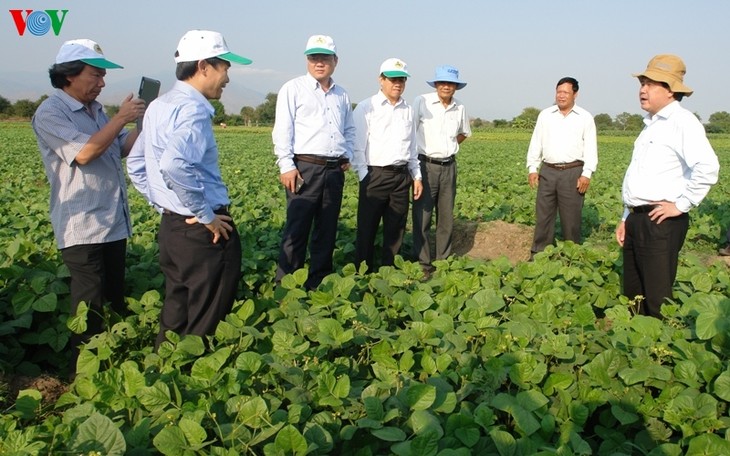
[412,160,457,267]
[531,165,584,254]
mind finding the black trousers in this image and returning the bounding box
[276,160,345,289]
[623,211,689,318]
[61,239,127,372]
[412,160,457,268]
[531,165,585,254]
[356,167,412,271]
[157,212,241,347]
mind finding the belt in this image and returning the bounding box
[629,205,656,214]
[543,160,584,170]
[163,205,229,216]
[418,154,455,165]
[369,165,408,173]
[295,154,349,169]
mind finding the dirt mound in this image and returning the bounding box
[452,220,533,264]
[1,374,69,409]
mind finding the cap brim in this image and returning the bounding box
[383,70,410,78]
[218,51,252,65]
[81,58,123,69]
[304,48,335,55]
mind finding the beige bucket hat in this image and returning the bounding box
[633,54,693,96]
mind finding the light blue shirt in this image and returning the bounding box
[128,81,229,225]
[32,89,131,249]
[272,73,355,174]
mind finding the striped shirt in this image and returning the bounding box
[32,89,132,249]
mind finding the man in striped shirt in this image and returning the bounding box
[32,39,145,374]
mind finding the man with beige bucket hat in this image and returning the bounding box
[616,54,719,318]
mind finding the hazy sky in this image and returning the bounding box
[3,0,729,121]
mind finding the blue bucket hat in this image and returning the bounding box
[427,65,467,90]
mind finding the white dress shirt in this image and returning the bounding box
[621,100,719,217]
[351,91,421,181]
[526,104,598,178]
[413,92,471,159]
[272,73,354,174]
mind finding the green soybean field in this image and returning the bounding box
[1,121,730,455]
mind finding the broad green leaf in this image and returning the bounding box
[411,429,440,456]
[685,432,730,455]
[179,417,207,446]
[273,424,308,455]
[371,426,406,442]
[71,413,126,456]
[153,426,187,456]
[472,288,505,313]
[363,396,384,420]
[121,361,145,396]
[713,371,730,401]
[407,383,437,410]
[138,382,171,410]
[409,410,443,437]
[14,389,42,419]
[235,352,263,374]
[67,301,89,334]
[32,292,57,312]
[489,429,516,456]
[611,404,639,425]
[191,346,232,381]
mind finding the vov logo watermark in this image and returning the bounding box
[9,9,69,36]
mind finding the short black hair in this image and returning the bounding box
[48,60,87,89]
[556,77,579,92]
[658,81,685,101]
[175,56,229,81]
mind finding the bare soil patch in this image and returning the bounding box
[451,219,533,264]
[1,374,69,409]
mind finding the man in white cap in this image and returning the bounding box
[526,77,598,259]
[616,54,719,318]
[411,65,471,278]
[272,35,354,290]
[127,30,251,347]
[352,58,423,272]
[32,39,145,375]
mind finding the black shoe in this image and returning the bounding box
[719,244,730,256]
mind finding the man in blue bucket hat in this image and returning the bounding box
[411,65,471,278]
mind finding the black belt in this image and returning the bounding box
[163,205,229,216]
[629,205,656,214]
[295,154,348,169]
[543,160,584,170]
[369,165,408,173]
[418,154,455,165]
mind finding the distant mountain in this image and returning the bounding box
[0,71,267,115]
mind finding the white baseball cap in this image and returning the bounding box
[175,30,252,65]
[304,35,336,55]
[380,58,410,78]
[55,39,122,69]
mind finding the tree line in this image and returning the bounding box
[3,93,730,133]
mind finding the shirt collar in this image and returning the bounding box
[305,72,336,92]
[174,80,214,116]
[648,100,680,121]
[54,88,102,114]
[376,90,404,107]
[549,104,580,116]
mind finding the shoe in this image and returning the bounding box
[719,244,730,256]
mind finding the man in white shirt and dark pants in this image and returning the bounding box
[412,65,471,277]
[352,58,423,272]
[272,35,355,290]
[526,77,598,259]
[616,54,719,318]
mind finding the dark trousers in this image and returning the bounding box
[531,165,585,254]
[276,160,345,289]
[623,212,689,318]
[61,239,127,371]
[157,212,241,348]
[356,167,412,271]
[412,160,456,268]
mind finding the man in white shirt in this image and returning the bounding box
[352,58,423,271]
[412,65,471,277]
[272,35,355,290]
[616,54,719,318]
[526,77,598,259]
